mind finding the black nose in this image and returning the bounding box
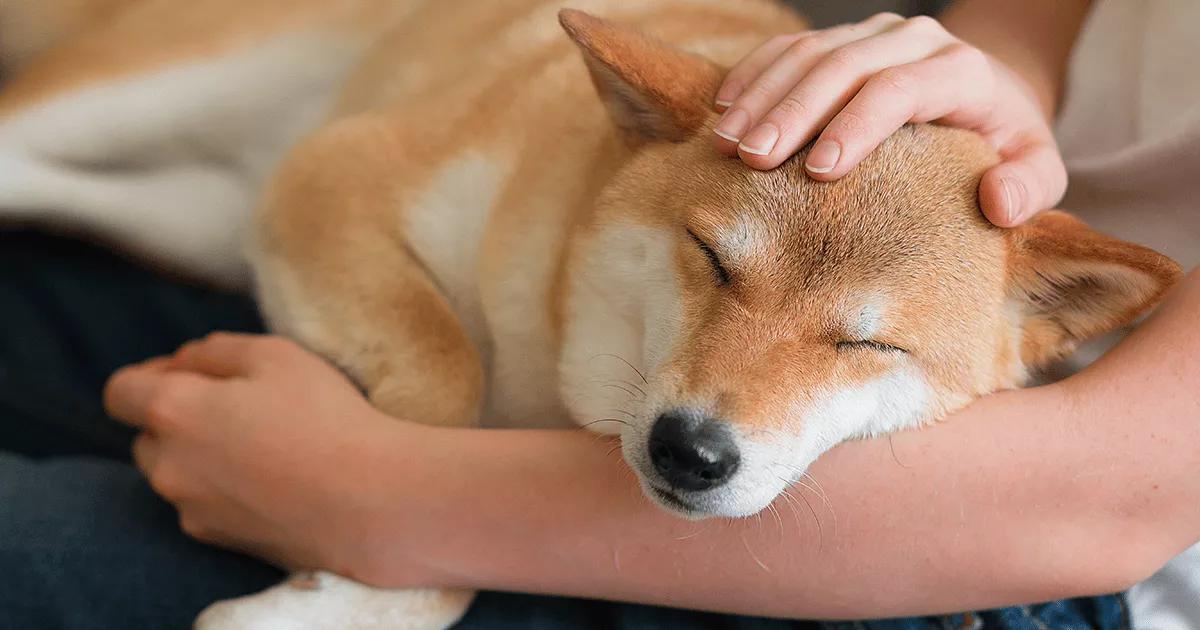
[648,410,740,491]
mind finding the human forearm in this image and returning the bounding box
[364,390,1129,618]
[350,269,1200,619]
[940,0,1093,119]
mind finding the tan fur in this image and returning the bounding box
[256,115,485,426]
[597,126,1015,429]
[0,0,136,73]
[0,2,1182,627]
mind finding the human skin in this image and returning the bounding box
[106,269,1200,619]
[713,0,1092,226]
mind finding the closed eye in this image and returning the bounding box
[836,340,908,354]
[687,229,731,285]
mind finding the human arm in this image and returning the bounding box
[939,0,1090,118]
[714,0,1093,226]
[104,267,1200,619]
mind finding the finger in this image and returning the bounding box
[710,13,902,146]
[140,357,175,371]
[979,139,1067,227]
[715,33,807,110]
[736,16,953,170]
[171,331,266,378]
[805,44,994,180]
[713,13,903,154]
[104,361,173,428]
[131,433,161,477]
[106,368,214,431]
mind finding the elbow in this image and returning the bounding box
[1086,545,1164,595]
[1048,548,1152,601]
[1068,520,1187,597]
[1094,461,1200,593]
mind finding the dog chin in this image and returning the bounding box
[642,484,708,520]
[638,479,778,521]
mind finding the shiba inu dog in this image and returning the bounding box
[0,0,1182,627]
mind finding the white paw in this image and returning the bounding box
[194,572,473,630]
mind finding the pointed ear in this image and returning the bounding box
[1005,210,1183,367]
[559,9,723,143]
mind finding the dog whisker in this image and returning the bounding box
[799,471,828,499]
[798,472,838,533]
[791,476,837,533]
[740,532,771,573]
[887,434,912,469]
[580,417,632,430]
[589,353,649,385]
[614,379,647,398]
[776,475,824,550]
[765,501,784,537]
[778,488,804,529]
[600,382,645,401]
[597,378,646,399]
[770,460,836,519]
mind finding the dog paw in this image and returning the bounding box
[194,571,473,630]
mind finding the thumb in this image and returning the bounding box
[979,138,1067,227]
[171,332,263,378]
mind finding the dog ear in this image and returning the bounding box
[559,9,723,143]
[1005,210,1182,367]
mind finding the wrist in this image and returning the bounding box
[349,425,677,593]
[989,54,1055,123]
[941,0,1093,121]
[323,413,450,586]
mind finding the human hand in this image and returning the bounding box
[712,13,1064,226]
[103,333,408,579]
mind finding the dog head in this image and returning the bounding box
[556,10,1182,518]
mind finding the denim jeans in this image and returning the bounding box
[0,229,1129,629]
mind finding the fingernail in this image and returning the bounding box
[805,141,841,174]
[1000,177,1025,224]
[714,84,741,108]
[714,109,751,143]
[739,124,780,156]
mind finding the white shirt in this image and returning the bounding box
[1054,0,1200,627]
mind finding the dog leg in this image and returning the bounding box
[196,116,483,630]
[251,116,487,428]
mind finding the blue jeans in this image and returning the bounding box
[0,230,1130,629]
